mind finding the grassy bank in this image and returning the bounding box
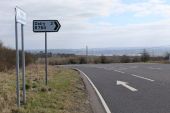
[0,64,92,113]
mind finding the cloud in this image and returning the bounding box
[121,0,170,17]
[0,0,170,49]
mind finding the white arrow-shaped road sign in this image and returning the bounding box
[116,80,138,92]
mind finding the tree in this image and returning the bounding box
[132,56,141,62]
[141,49,150,62]
[79,56,86,64]
[120,55,130,63]
[0,41,2,47]
[100,55,107,64]
[164,52,170,60]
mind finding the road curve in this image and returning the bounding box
[71,63,170,113]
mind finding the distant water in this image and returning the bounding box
[27,47,170,56]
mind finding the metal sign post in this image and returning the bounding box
[33,20,61,85]
[86,45,88,64]
[45,32,48,85]
[15,7,20,107]
[21,24,26,104]
[15,6,26,107]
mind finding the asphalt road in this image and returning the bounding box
[72,63,170,113]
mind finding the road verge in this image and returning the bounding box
[0,65,93,113]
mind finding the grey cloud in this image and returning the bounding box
[1,0,170,49]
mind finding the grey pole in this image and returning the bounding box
[86,45,88,64]
[45,32,48,85]
[21,24,26,104]
[15,8,20,107]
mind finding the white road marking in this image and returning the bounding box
[104,68,114,71]
[131,74,155,82]
[90,66,155,82]
[75,69,111,113]
[130,66,138,69]
[114,70,125,74]
[149,67,161,70]
[116,81,138,92]
[97,67,104,69]
[118,67,128,70]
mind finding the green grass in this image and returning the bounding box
[0,65,92,113]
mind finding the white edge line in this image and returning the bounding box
[114,70,125,74]
[131,74,155,82]
[75,68,111,113]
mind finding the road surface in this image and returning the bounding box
[71,63,170,113]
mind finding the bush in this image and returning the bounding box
[100,55,107,64]
[164,52,170,60]
[19,51,36,66]
[120,55,130,63]
[141,49,150,62]
[79,57,86,64]
[0,44,16,71]
[0,41,36,71]
[132,56,141,62]
[68,58,78,64]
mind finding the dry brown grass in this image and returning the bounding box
[0,64,92,113]
[0,70,16,113]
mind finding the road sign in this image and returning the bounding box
[33,20,61,86]
[33,20,61,32]
[15,7,26,25]
[15,6,26,107]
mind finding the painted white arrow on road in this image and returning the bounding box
[116,81,138,92]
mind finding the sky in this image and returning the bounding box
[1,0,170,49]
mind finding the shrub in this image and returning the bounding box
[120,55,130,63]
[132,56,141,62]
[79,56,86,64]
[0,41,36,71]
[164,52,170,60]
[100,55,107,64]
[68,58,78,64]
[141,49,150,62]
